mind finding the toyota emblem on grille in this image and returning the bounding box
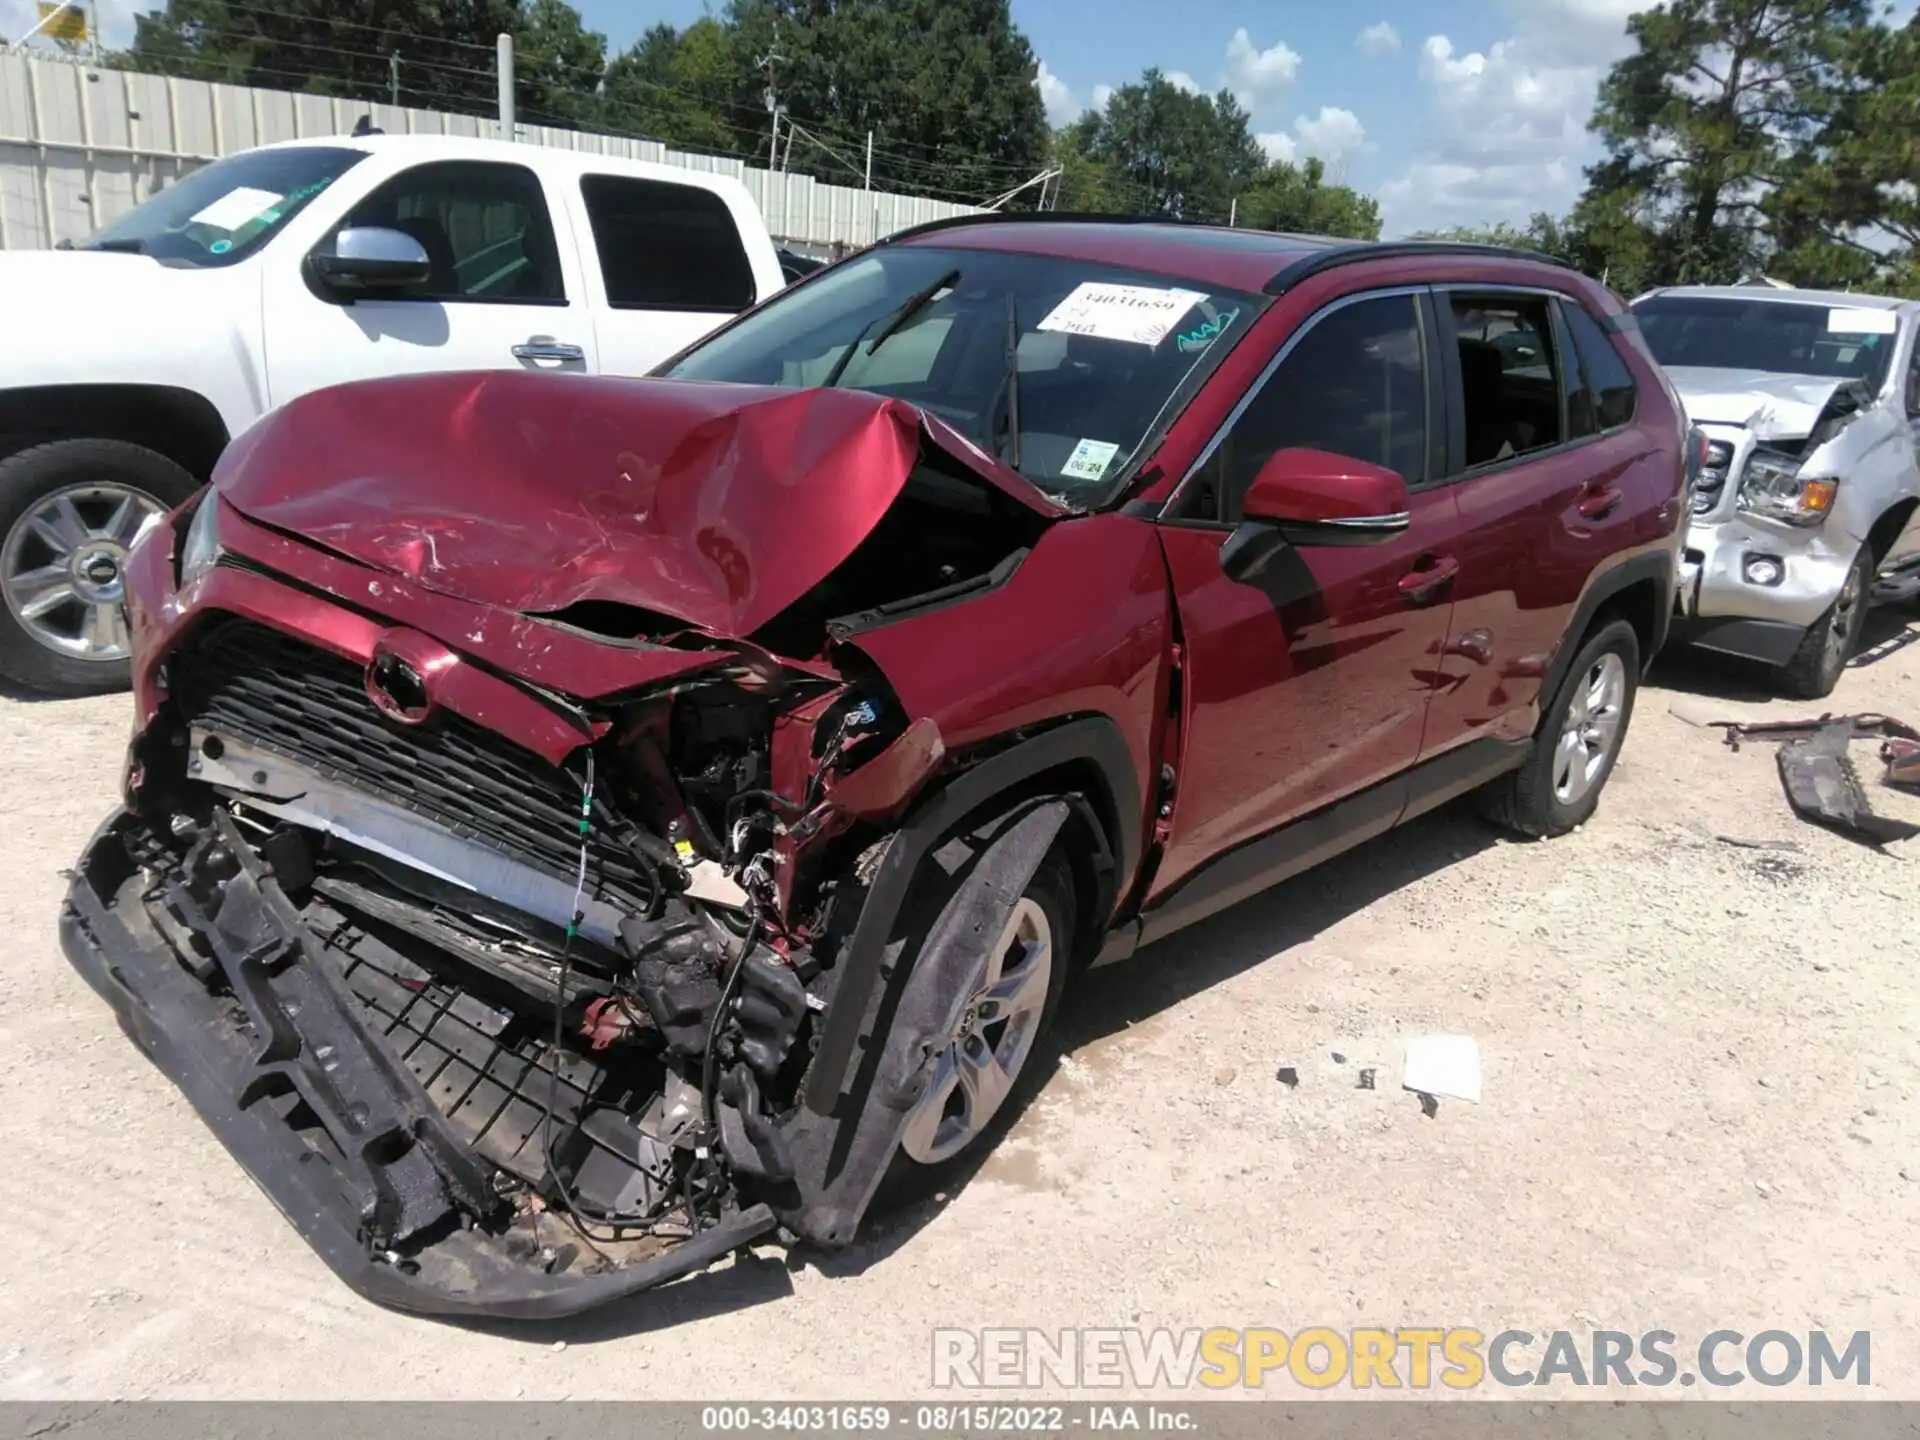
[366,652,433,724]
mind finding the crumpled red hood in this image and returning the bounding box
[214,370,1061,638]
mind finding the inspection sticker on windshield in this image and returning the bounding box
[1828,308,1898,335]
[188,187,284,232]
[1061,438,1121,482]
[1038,282,1208,346]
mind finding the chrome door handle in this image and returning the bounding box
[513,337,585,363]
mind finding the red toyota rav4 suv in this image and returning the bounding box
[61,219,1687,1319]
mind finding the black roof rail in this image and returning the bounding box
[876,210,1349,248]
[1264,240,1574,295]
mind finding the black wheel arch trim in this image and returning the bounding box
[1543,549,1674,705]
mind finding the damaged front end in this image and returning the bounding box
[60,373,1072,1318]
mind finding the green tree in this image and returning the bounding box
[1238,156,1380,239]
[1069,70,1263,220]
[122,0,606,125]
[1579,0,1875,286]
[601,18,743,153]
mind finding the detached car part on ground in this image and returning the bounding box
[60,224,1686,1318]
[1635,287,1920,699]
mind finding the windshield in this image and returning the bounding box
[662,245,1266,503]
[70,146,368,268]
[1632,295,1898,390]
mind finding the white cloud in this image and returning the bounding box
[1035,61,1082,127]
[1163,69,1204,95]
[1356,22,1402,58]
[1294,106,1367,166]
[1379,0,1641,235]
[1257,131,1298,164]
[1223,28,1303,109]
[1091,83,1115,110]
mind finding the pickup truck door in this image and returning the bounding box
[262,157,599,407]
[562,172,784,377]
[1150,287,1459,904]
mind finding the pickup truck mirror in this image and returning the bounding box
[1221,448,1411,583]
[309,227,432,298]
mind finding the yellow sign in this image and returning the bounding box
[36,3,89,43]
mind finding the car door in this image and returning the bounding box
[263,158,597,406]
[567,173,769,376]
[1150,287,1460,902]
[1418,288,1648,758]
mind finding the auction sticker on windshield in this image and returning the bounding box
[1828,308,1898,335]
[189,187,283,233]
[1061,438,1121,481]
[1039,282,1208,346]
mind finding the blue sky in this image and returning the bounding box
[23,0,1655,236]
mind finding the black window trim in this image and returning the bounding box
[578,172,758,315]
[1161,283,1438,525]
[1433,282,1638,485]
[311,158,572,309]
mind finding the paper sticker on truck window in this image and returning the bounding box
[1038,283,1208,347]
[1828,308,1898,335]
[1061,438,1121,481]
[189,187,284,233]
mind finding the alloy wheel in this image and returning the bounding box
[1552,651,1627,806]
[0,483,165,664]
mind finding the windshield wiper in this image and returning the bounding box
[821,267,960,389]
[74,238,148,254]
[987,292,1023,470]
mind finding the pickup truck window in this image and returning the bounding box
[67,146,366,267]
[580,175,755,312]
[663,245,1265,504]
[336,161,566,305]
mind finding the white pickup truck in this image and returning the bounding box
[0,132,788,694]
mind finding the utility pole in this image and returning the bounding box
[496,33,515,140]
[757,37,786,171]
[389,51,401,107]
[1228,197,1237,227]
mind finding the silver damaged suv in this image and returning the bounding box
[1633,285,1920,697]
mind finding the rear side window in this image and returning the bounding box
[1562,303,1638,429]
[580,175,755,312]
[1554,301,1596,439]
[1449,294,1561,466]
[1185,292,1428,521]
[340,161,565,303]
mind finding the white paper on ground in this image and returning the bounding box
[1827,308,1898,335]
[189,186,284,232]
[1402,1034,1481,1104]
[1037,282,1208,347]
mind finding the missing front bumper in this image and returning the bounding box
[57,809,774,1320]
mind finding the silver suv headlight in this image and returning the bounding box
[1735,450,1838,528]
[178,492,224,586]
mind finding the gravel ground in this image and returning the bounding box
[1,607,1917,1401]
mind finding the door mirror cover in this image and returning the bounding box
[310,227,432,297]
[1242,447,1411,541]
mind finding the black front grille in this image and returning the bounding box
[174,620,655,913]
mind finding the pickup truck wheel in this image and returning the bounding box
[1477,618,1640,838]
[0,440,196,696]
[1778,546,1871,701]
[881,848,1075,1203]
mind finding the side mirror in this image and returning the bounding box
[309,226,431,298]
[1221,448,1411,583]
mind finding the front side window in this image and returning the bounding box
[1451,294,1562,467]
[331,161,565,304]
[1632,296,1895,391]
[662,246,1266,505]
[1181,293,1429,522]
[71,146,366,268]
[581,175,755,311]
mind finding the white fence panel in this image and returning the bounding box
[0,50,979,252]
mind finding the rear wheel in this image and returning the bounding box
[1477,619,1640,838]
[0,440,197,696]
[1779,546,1871,700]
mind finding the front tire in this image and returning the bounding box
[882,848,1075,1201]
[0,440,198,697]
[1779,546,1871,701]
[1478,618,1640,838]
